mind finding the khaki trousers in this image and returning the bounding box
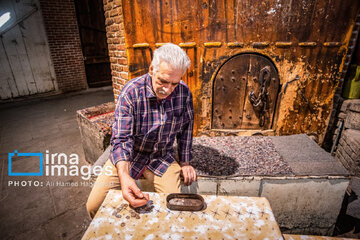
[86,159,181,218]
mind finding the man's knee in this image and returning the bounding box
[86,186,108,219]
[154,162,181,193]
[85,159,120,219]
[86,197,99,219]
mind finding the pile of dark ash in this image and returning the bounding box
[190,136,293,177]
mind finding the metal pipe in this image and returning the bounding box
[331,120,344,155]
[283,75,300,94]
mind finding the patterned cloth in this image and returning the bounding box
[110,73,194,179]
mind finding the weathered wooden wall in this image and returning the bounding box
[118,0,359,142]
[0,0,57,99]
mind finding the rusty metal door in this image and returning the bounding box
[212,54,279,130]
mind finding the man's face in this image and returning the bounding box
[149,61,184,100]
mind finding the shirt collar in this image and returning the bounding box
[145,73,157,99]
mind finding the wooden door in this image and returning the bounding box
[212,53,279,130]
[75,0,111,88]
[0,0,56,100]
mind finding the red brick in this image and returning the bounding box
[103,0,129,95]
[113,51,125,57]
[109,25,119,32]
[120,72,128,79]
[111,38,120,44]
[116,44,126,51]
[110,8,120,17]
[112,82,121,89]
[108,44,116,51]
[106,32,115,38]
[105,18,115,26]
[110,57,117,63]
[117,58,127,65]
[104,3,113,11]
[113,16,123,24]
[113,72,121,77]
[39,0,87,92]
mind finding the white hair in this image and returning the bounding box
[151,43,191,75]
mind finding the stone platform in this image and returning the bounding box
[142,134,349,235]
[77,102,115,164]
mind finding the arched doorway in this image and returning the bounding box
[212,53,280,130]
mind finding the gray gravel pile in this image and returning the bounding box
[191,136,293,177]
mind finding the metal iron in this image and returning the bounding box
[249,66,271,127]
[166,193,205,211]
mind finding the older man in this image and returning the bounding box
[86,43,197,218]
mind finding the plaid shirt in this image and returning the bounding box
[110,73,194,179]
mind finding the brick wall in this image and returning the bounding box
[103,0,128,102]
[39,0,87,93]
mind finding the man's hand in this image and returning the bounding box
[116,161,149,208]
[180,163,197,186]
[119,174,149,208]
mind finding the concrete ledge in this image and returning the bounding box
[218,178,261,196]
[178,175,349,235]
[260,178,349,235]
[181,178,217,194]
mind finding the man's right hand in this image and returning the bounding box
[119,174,149,208]
[116,161,149,208]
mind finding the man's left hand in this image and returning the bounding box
[180,164,197,186]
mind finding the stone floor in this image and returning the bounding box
[0,87,114,240]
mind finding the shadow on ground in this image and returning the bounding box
[191,144,239,176]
